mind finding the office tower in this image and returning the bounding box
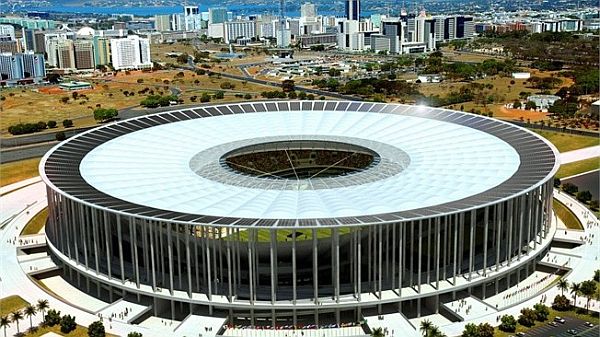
[224,21,256,44]
[0,25,15,40]
[57,39,76,69]
[184,6,202,31]
[0,40,22,54]
[0,53,24,79]
[301,3,317,21]
[93,36,111,66]
[21,52,46,78]
[74,40,95,69]
[345,0,360,20]
[209,8,227,24]
[381,18,404,53]
[155,14,172,31]
[110,35,152,70]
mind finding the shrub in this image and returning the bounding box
[552,294,571,311]
[215,91,224,99]
[93,108,118,122]
[220,81,235,89]
[306,94,315,100]
[244,94,252,99]
[47,120,57,128]
[576,190,592,203]
[88,320,105,337]
[561,182,578,195]
[128,333,143,337]
[60,314,76,333]
[44,309,61,326]
[533,303,549,321]
[200,93,210,103]
[518,308,536,327]
[62,119,74,128]
[8,123,43,135]
[553,177,561,188]
[55,132,66,141]
[499,314,516,332]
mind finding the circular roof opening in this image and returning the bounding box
[221,140,378,180]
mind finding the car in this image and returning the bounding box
[548,321,558,327]
[554,316,566,323]
[585,322,594,327]
[567,329,578,335]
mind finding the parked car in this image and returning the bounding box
[585,322,594,327]
[567,329,577,335]
[548,321,558,327]
[554,316,566,323]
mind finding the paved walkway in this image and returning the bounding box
[559,145,600,164]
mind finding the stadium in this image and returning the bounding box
[40,101,559,326]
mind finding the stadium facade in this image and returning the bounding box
[40,101,559,325]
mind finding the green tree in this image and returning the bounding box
[200,93,211,103]
[176,53,190,64]
[533,303,549,321]
[518,307,536,327]
[93,108,118,122]
[55,132,66,141]
[44,309,61,326]
[420,319,433,336]
[62,119,74,128]
[571,282,581,307]
[281,79,295,92]
[576,190,592,203]
[23,305,36,330]
[214,91,225,99]
[557,278,569,296]
[594,269,600,282]
[10,310,22,334]
[552,294,571,311]
[127,333,143,337]
[461,323,478,337]
[553,177,562,188]
[1,316,10,337]
[60,314,76,333]
[580,280,597,311]
[499,314,517,332]
[88,320,105,337]
[561,183,578,194]
[47,120,57,128]
[513,100,522,109]
[371,327,384,337]
[525,101,537,110]
[36,299,49,324]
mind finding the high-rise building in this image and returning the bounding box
[301,3,317,21]
[184,6,202,31]
[223,21,256,44]
[110,35,152,70]
[0,25,15,40]
[56,39,76,69]
[34,31,46,54]
[155,14,172,31]
[380,18,404,53]
[345,0,360,20]
[0,40,22,54]
[74,40,95,69]
[93,36,111,67]
[0,52,45,80]
[209,8,227,24]
[22,29,36,51]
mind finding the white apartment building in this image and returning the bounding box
[0,24,15,40]
[110,35,152,70]
[224,21,256,44]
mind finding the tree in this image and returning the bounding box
[594,269,600,282]
[10,310,23,334]
[176,53,190,64]
[552,294,571,311]
[60,314,76,333]
[88,320,105,337]
[553,177,561,188]
[420,319,433,336]
[214,91,225,99]
[220,81,235,90]
[576,190,592,203]
[44,309,61,326]
[518,307,536,327]
[428,326,446,337]
[580,280,597,311]
[200,93,211,103]
[0,316,10,337]
[37,121,47,130]
[47,120,57,128]
[571,282,581,307]
[371,327,384,337]
[525,101,537,110]
[533,303,549,321]
[477,323,494,337]
[93,108,118,122]
[561,182,578,194]
[36,299,49,324]
[499,314,517,332]
[62,119,74,128]
[281,79,295,92]
[23,305,36,330]
[557,278,569,296]
[461,323,478,337]
[60,96,70,104]
[513,100,522,109]
[243,93,252,100]
[127,333,143,337]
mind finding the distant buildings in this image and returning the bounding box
[224,21,256,44]
[110,35,152,70]
[0,25,15,40]
[209,8,227,25]
[0,52,45,81]
[345,0,360,21]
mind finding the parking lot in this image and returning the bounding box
[521,317,597,337]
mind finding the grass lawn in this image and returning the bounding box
[553,199,583,230]
[0,157,41,188]
[532,130,599,153]
[556,158,600,179]
[21,208,47,235]
[0,295,29,317]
